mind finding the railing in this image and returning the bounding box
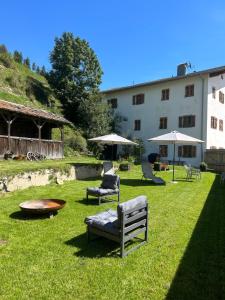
[0,135,63,158]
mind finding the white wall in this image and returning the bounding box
[104,74,217,166]
[207,73,225,149]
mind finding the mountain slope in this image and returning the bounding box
[0,53,61,114]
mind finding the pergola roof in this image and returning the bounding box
[0,99,71,124]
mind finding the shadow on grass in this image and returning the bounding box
[77,197,118,206]
[174,178,195,182]
[120,179,157,186]
[10,211,56,220]
[166,175,225,300]
[65,233,119,258]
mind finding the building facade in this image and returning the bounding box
[103,65,225,166]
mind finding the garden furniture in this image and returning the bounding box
[86,174,120,205]
[85,195,148,257]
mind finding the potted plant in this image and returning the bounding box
[200,162,207,172]
[154,162,161,171]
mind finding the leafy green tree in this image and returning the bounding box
[32,62,36,71]
[23,57,30,69]
[48,32,103,126]
[40,65,46,77]
[80,92,112,137]
[0,44,8,54]
[13,50,23,63]
[36,66,40,74]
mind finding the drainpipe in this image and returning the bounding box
[200,76,205,162]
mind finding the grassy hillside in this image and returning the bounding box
[0,53,62,114]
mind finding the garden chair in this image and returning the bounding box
[85,195,148,257]
[184,164,201,180]
[102,161,118,175]
[220,172,225,184]
[86,174,120,205]
[141,161,165,185]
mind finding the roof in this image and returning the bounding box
[0,99,71,124]
[102,65,225,94]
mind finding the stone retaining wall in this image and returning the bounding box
[0,163,102,193]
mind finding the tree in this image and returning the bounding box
[32,62,36,71]
[48,32,103,126]
[36,66,40,74]
[80,92,112,137]
[23,57,30,69]
[13,50,23,63]
[40,65,46,77]
[0,44,8,54]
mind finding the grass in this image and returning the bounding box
[0,156,99,177]
[0,59,61,114]
[0,165,224,299]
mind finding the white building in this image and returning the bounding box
[103,64,225,166]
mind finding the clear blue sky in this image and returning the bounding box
[1,0,225,90]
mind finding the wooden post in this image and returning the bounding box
[1,113,17,152]
[60,126,64,158]
[33,119,46,153]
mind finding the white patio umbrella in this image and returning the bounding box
[88,133,138,160]
[147,130,204,181]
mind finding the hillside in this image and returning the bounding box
[0,53,62,114]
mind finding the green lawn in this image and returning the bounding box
[0,165,224,300]
[0,156,99,177]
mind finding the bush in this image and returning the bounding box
[52,126,87,156]
[5,75,23,89]
[0,53,13,68]
[200,162,207,172]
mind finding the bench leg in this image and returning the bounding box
[120,241,125,258]
[86,191,89,203]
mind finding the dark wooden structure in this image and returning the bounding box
[0,99,70,159]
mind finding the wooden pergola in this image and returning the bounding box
[0,100,71,159]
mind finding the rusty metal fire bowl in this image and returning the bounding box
[19,199,66,217]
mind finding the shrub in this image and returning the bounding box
[52,126,87,156]
[0,53,13,68]
[200,162,207,172]
[5,75,23,89]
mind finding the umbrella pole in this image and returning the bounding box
[173,143,175,181]
[111,144,113,161]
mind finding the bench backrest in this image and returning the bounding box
[101,174,120,190]
[117,195,148,234]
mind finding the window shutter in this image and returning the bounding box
[178,146,182,157]
[179,117,182,128]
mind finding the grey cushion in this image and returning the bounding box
[87,187,119,196]
[117,195,147,216]
[100,174,119,190]
[85,209,119,235]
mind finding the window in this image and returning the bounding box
[219,91,224,104]
[211,116,217,129]
[107,98,117,109]
[185,84,194,97]
[134,119,141,131]
[179,115,195,128]
[219,119,223,131]
[178,145,196,158]
[212,87,216,99]
[159,145,168,157]
[159,117,167,129]
[161,89,169,101]
[132,94,144,105]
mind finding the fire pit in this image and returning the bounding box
[19,199,66,218]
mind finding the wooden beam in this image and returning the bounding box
[1,112,17,151]
[60,126,64,157]
[32,119,46,153]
